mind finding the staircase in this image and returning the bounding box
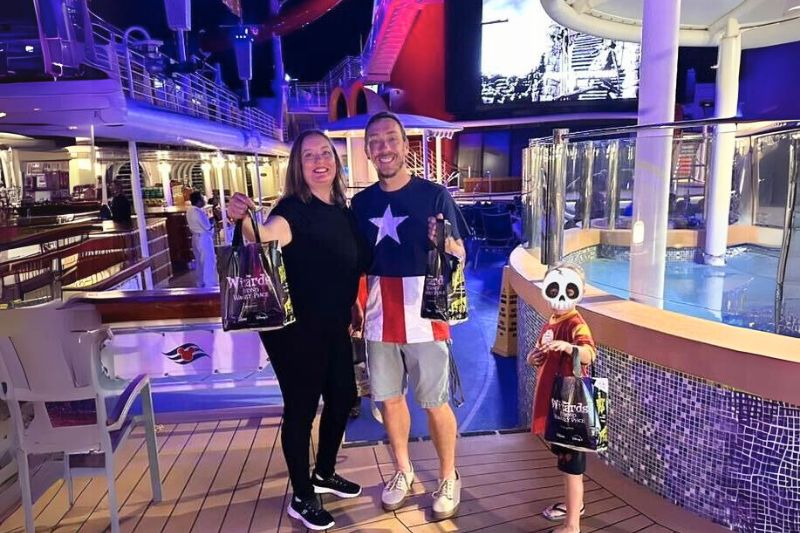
[565,33,632,101]
[362,0,434,83]
[671,137,707,186]
[570,34,609,101]
[406,140,464,187]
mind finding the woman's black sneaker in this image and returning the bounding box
[313,472,362,498]
[287,494,334,530]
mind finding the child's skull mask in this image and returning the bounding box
[542,266,584,313]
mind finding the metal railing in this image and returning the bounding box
[87,13,282,140]
[286,83,330,112]
[405,141,465,187]
[323,55,362,88]
[286,56,362,113]
[522,117,800,337]
[522,118,800,240]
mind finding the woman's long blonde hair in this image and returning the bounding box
[281,129,347,206]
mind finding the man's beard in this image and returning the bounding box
[378,167,401,180]
[376,156,406,180]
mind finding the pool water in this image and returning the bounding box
[582,248,783,334]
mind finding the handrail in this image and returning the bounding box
[405,140,468,186]
[61,257,152,292]
[528,117,800,145]
[285,56,362,112]
[80,11,283,140]
[322,55,362,88]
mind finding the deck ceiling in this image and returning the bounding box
[544,0,800,48]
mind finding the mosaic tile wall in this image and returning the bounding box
[517,301,800,533]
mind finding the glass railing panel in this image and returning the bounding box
[616,138,636,229]
[755,133,792,227]
[564,144,581,228]
[578,243,787,335]
[523,119,799,337]
[588,139,613,229]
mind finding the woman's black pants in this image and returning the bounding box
[260,322,357,499]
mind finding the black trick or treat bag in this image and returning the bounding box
[217,211,295,332]
[545,351,608,453]
[421,219,468,325]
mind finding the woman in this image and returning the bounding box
[227,130,367,531]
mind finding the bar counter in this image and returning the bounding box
[65,288,220,324]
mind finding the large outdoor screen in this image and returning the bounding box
[480,0,640,106]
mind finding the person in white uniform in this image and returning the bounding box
[186,191,218,288]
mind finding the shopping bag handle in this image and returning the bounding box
[570,346,599,378]
[434,218,451,252]
[571,347,582,378]
[232,207,263,247]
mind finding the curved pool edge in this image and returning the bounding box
[509,227,800,406]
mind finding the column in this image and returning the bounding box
[704,18,741,266]
[213,154,230,243]
[270,0,286,136]
[157,161,173,206]
[350,136,371,186]
[90,124,107,205]
[422,131,430,180]
[200,162,213,199]
[228,161,239,194]
[346,136,355,188]
[435,136,443,184]
[629,0,681,308]
[128,141,153,288]
[253,155,263,210]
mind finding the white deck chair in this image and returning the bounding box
[0,302,162,533]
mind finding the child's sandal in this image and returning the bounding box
[543,502,586,521]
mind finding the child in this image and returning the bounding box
[527,262,596,533]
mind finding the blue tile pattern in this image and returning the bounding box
[517,299,800,533]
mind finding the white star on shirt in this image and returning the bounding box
[370,205,408,245]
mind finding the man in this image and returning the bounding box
[350,111,466,520]
[186,191,218,288]
[110,180,131,223]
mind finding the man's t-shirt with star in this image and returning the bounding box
[351,176,463,344]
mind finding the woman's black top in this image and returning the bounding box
[269,195,367,329]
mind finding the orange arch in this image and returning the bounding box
[347,81,388,117]
[328,87,349,122]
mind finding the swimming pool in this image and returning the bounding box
[580,247,792,336]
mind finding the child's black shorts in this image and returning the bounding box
[551,444,586,475]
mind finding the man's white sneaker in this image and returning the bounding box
[381,468,414,511]
[432,471,461,521]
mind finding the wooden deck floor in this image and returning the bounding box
[0,412,729,533]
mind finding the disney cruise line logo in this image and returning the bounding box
[163,343,209,365]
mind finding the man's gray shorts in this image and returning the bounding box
[367,340,450,409]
